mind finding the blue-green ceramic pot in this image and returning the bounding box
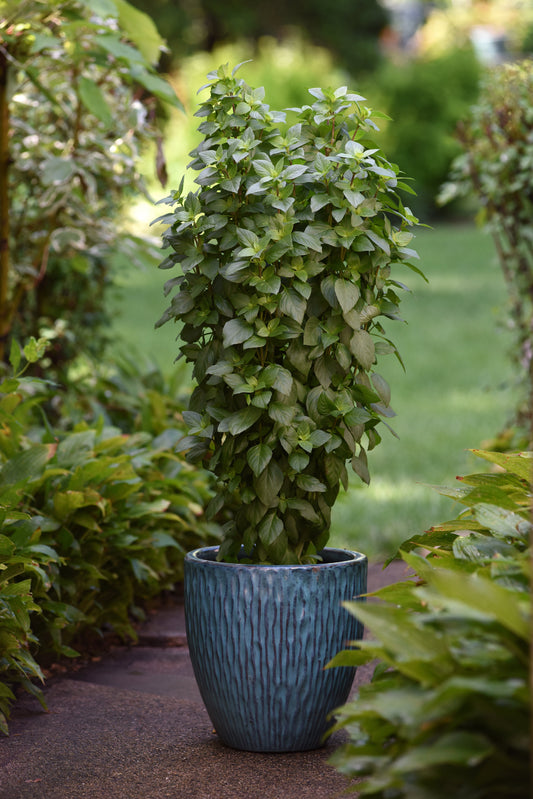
[184,546,367,752]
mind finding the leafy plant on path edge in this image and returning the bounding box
[0,340,219,734]
[328,449,531,799]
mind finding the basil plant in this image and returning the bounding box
[156,64,422,564]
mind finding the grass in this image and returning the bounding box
[109,221,517,561]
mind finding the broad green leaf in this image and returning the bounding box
[255,459,284,505]
[310,193,330,213]
[349,330,375,370]
[78,77,112,125]
[247,444,273,477]
[53,489,105,520]
[218,406,262,435]
[289,451,309,472]
[335,279,360,313]
[296,474,326,493]
[41,157,75,185]
[324,453,348,489]
[268,402,296,425]
[0,535,16,557]
[470,449,532,483]
[114,0,165,65]
[8,339,21,372]
[474,502,532,539]
[222,318,254,347]
[425,566,530,640]
[97,34,144,64]
[393,732,493,771]
[56,431,95,468]
[286,497,320,522]
[351,450,370,484]
[371,373,391,406]
[258,512,283,546]
[293,229,322,252]
[366,230,391,255]
[279,288,307,324]
[0,445,51,486]
[263,364,293,395]
[343,602,450,663]
[343,189,365,208]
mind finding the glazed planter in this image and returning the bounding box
[184,546,367,752]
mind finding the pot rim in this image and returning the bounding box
[185,545,367,569]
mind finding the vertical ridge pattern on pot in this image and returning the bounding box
[184,548,367,752]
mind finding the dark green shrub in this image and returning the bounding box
[440,60,533,447]
[328,449,530,798]
[157,64,422,564]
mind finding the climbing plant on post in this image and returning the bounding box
[440,60,533,446]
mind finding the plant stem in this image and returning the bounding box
[0,47,10,363]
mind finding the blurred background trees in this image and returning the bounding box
[127,0,388,75]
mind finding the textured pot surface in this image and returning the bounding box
[184,546,367,752]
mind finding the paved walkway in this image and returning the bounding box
[0,560,409,799]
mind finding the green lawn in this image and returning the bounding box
[109,221,517,560]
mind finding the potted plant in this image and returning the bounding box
[155,64,422,752]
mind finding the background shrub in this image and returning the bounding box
[364,47,481,217]
[128,0,388,75]
[440,60,533,446]
[0,0,180,376]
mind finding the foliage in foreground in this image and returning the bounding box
[0,341,218,734]
[440,60,533,446]
[329,449,531,798]
[157,63,422,564]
